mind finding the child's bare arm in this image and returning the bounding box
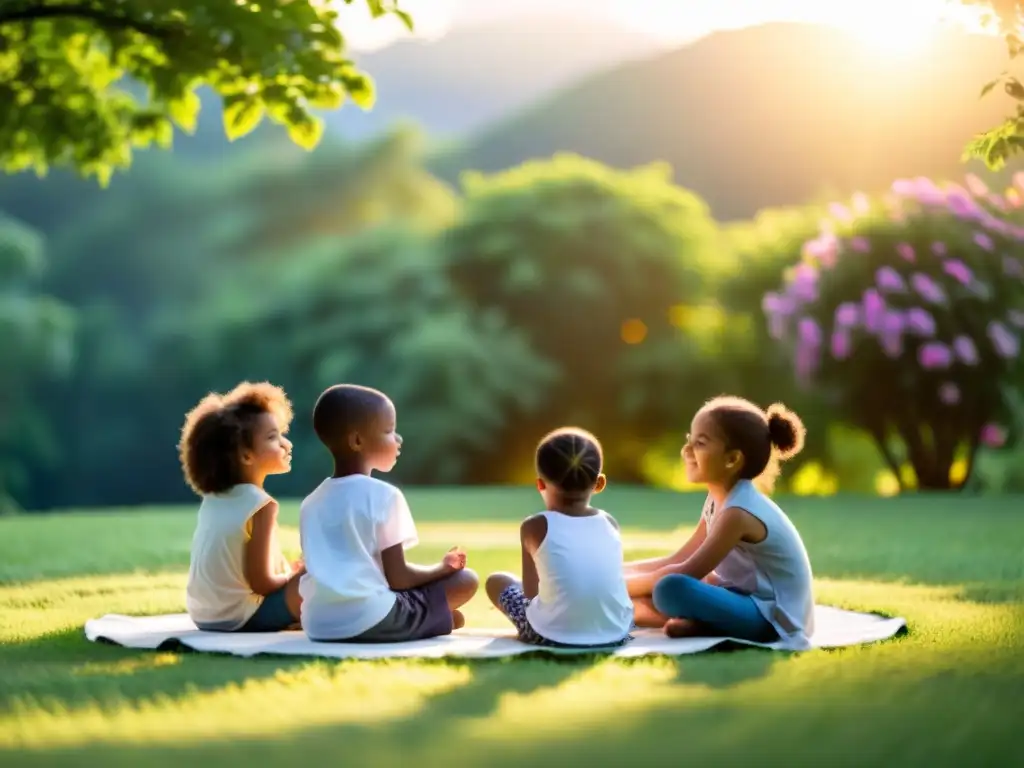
[380,544,461,591]
[624,517,709,577]
[244,502,291,596]
[519,515,547,599]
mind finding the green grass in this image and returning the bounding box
[1,486,1022,766]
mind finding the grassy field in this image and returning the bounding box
[1,486,1022,767]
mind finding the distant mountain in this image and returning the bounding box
[429,22,1023,220]
[328,15,663,140]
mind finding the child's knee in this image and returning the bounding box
[484,571,516,605]
[652,574,700,615]
[446,567,480,606]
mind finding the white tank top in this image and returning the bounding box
[525,510,634,646]
[704,480,815,649]
[185,483,270,630]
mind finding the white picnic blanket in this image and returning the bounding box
[84,605,905,658]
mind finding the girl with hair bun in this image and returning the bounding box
[625,396,817,649]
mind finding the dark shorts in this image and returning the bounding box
[235,587,297,633]
[498,584,633,649]
[345,581,454,643]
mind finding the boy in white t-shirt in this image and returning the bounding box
[298,384,479,642]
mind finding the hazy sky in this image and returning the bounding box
[335,0,988,52]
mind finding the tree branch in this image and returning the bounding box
[0,3,176,39]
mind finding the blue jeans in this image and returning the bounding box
[653,574,778,643]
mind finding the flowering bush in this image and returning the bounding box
[762,174,1024,490]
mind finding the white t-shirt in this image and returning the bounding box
[298,475,419,641]
[186,483,271,631]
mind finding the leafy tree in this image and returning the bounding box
[963,1,1024,168]
[168,225,556,490]
[439,155,721,479]
[0,214,75,511]
[762,174,1024,490]
[0,0,412,184]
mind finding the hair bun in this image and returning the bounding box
[765,403,806,459]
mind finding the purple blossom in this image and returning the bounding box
[1008,310,1024,328]
[931,241,947,257]
[849,236,871,254]
[790,263,819,302]
[987,194,1009,212]
[911,273,948,305]
[980,423,1007,448]
[919,342,953,370]
[953,335,979,366]
[943,259,973,286]
[831,329,852,360]
[876,266,906,293]
[987,321,1020,359]
[947,190,981,219]
[896,242,916,262]
[973,231,995,251]
[835,302,859,328]
[938,382,961,405]
[862,288,885,332]
[794,344,820,384]
[798,317,823,348]
[905,307,936,336]
[880,310,904,358]
[1003,256,1024,278]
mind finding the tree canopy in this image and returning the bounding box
[0,0,411,184]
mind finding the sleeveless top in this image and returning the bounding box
[704,480,815,649]
[525,510,634,646]
[186,483,271,631]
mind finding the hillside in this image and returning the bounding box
[430,22,1022,220]
[330,15,661,140]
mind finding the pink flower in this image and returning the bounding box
[794,345,820,384]
[919,342,953,369]
[953,335,979,365]
[863,288,885,332]
[849,236,871,254]
[973,231,995,251]
[905,307,936,336]
[931,241,947,257]
[966,174,989,196]
[943,259,973,286]
[980,423,1007,448]
[938,382,961,405]
[1008,310,1024,328]
[803,232,839,268]
[829,202,852,222]
[911,273,948,305]
[987,321,1020,359]
[876,266,906,293]
[896,242,916,262]
[835,302,859,328]
[831,329,852,360]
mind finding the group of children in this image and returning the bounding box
[181,381,816,649]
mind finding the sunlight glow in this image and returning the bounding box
[333,0,998,55]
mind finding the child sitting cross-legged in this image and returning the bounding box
[298,384,479,643]
[485,427,635,648]
[181,381,304,633]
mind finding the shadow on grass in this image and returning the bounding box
[0,626,308,716]
[669,644,780,688]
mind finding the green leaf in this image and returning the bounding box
[981,75,1004,98]
[286,114,324,151]
[394,9,415,32]
[168,90,201,134]
[223,96,265,141]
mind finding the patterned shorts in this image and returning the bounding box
[498,584,633,649]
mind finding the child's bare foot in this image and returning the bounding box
[452,609,466,630]
[664,618,701,638]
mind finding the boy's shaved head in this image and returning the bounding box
[313,384,389,453]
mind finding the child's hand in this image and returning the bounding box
[291,559,306,576]
[442,546,466,572]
